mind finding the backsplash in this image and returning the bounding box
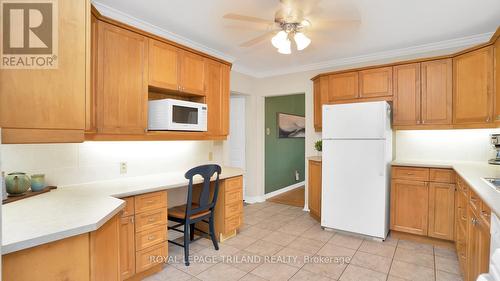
[0,141,224,187]
[395,129,500,162]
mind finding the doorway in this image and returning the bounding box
[264,93,305,206]
[227,95,246,197]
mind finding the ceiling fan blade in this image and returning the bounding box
[239,31,275,47]
[223,13,273,24]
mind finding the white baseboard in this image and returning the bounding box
[244,196,266,204]
[264,181,305,199]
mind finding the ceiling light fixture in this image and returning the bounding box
[271,22,311,54]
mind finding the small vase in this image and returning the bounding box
[5,172,31,196]
[31,174,46,192]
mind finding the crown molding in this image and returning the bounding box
[92,1,236,63]
[235,32,494,78]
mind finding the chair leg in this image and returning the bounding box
[184,222,190,266]
[190,224,195,241]
[208,216,219,251]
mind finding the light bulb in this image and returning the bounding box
[271,31,288,49]
[277,39,291,54]
[294,32,311,51]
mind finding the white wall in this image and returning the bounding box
[395,129,499,161]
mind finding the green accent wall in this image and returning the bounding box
[265,94,305,194]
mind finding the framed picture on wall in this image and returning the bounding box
[277,112,305,138]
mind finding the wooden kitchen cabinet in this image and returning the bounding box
[495,35,500,125]
[328,72,359,101]
[308,159,322,221]
[119,216,135,280]
[453,46,494,125]
[421,59,453,125]
[96,21,148,134]
[180,51,206,95]
[206,61,230,136]
[359,67,393,98]
[467,207,491,281]
[0,0,88,144]
[428,182,455,240]
[390,179,429,235]
[148,39,180,91]
[393,63,421,126]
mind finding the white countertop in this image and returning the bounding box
[2,166,243,255]
[392,160,500,217]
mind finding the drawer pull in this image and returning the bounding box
[148,218,156,223]
[471,218,479,226]
[406,173,414,175]
[482,211,490,217]
[146,200,154,204]
[148,235,155,241]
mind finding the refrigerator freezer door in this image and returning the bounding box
[322,139,390,239]
[322,101,391,139]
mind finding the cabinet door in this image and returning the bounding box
[148,39,180,91]
[495,37,500,124]
[393,63,421,126]
[428,182,455,240]
[180,51,206,95]
[421,59,453,125]
[308,160,322,221]
[359,67,393,98]
[119,216,135,280]
[206,60,229,136]
[313,79,322,131]
[467,209,491,281]
[0,0,86,143]
[96,21,148,134]
[328,72,359,101]
[390,179,429,235]
[453,46,494,124]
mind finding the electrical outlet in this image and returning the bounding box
[266,128,270,135]
[295,170,300,181]
[120,162,127,174]
[208,152,213,161]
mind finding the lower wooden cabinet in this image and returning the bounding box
[119,216,136,280]
[308,159,322,221]
[390,179,429,235]
[390,166,455,240]
[467,208,490,281]
[428,182,455,240]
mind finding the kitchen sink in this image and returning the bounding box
[482,178,500,192]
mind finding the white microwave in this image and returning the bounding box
[148,99,207,131]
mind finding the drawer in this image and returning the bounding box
[225,201,243,217]
[224,214,242,233]
[225,188,243,205]
[469,189,480,213]
[392,166,429,181]
[135,208,167,233]
[225,176,243,193]
[136,225,167,251]
[135,191,167,214]
[480,201,491,228]
[121,197,135,217]
[429,169,455,183]
[136,242,167,273]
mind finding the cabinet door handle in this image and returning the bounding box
[148,217,156,222]
[486,116,491,122]
[471,218,478,226]
[148,235,156,241]
[481,211,490,218]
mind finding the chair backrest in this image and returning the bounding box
[184,164,222,219]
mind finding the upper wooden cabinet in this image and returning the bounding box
[495,36,500,124]
[393,63,421,126]
[313,76,328,131]
[179,51,206,95]
[0,0,88,143]
[453,46,494,124]
[206,61,230,136]
[148,39,180,91]
[359,67,393,98]
[96,21,148,134]
[328,72,359,101]
[421,59,453,125]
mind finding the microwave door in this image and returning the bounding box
[172,105,199,129]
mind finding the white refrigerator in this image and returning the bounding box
[321,101,392,239]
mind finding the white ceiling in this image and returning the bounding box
[93,0,500,77]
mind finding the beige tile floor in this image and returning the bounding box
[145,201,463,281]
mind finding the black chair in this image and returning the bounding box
[167,164,221,266]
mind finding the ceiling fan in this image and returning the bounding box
[223,0,360,54]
